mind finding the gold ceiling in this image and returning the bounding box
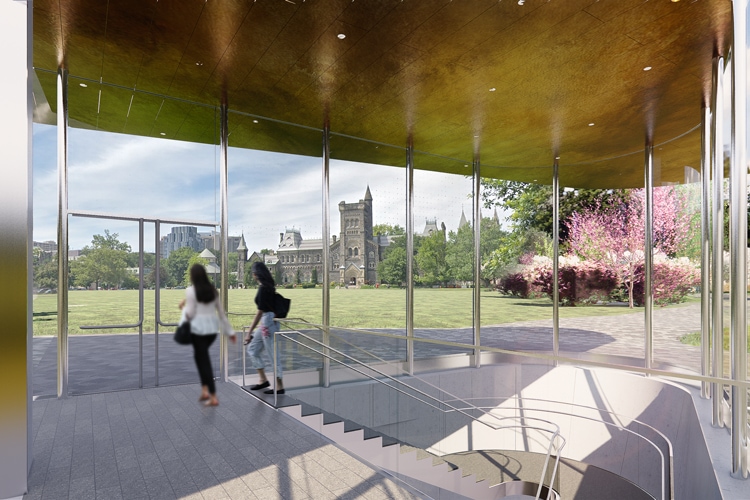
[32,0,733,188]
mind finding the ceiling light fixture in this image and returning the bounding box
[160,132,166,136]
[195,61,203,66]
[337,33,346,39]
[79,83,87,87]
[643,66,652,71]
[252,119,259,124]
[489,87,496,92]
[518,0,524,4]
[588,123,595,126]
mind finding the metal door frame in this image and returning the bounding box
[57,209,218,397]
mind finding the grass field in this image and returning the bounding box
[32,288,658,336]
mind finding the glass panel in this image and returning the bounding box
[226,111,323,389]
[32,69,60,397]
[554,163,646,367]
[478,173,557,357]
[651,154,703,375]
[329,134,407,339]
[65,78,219,393]
[413,154,475,362]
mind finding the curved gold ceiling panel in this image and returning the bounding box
[33,0,733,188]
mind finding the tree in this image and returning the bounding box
[480,179,628,242]
[145,266,169,288]
[446,224,474,283]
[378,236,408,285]
[415,230,448,286]
[34,258,58,290]
[164,246,196,287]
[566,186,692,308]
[311,268,318,284]
[373,224,405,236]
[75,231,131,289]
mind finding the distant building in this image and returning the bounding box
[161,226,243,260]
[161,226,202,259]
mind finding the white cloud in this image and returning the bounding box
[34,127,489,255]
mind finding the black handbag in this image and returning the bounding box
[174,321,192,344]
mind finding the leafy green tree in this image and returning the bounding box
[480,180,628,242]
[295,269,301,284]
[446,225,474,283]
[378,235,408,285]
[75,231,131,289]
[34,258,58,290]
[311,268,318,284]
[164,246,196,287]
[373,224,405,236]
[145,266,169,288]
[415,230,448,286]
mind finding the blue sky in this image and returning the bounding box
[33,124,478,254]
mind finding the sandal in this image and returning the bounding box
[250,381,270,390]
[203,400,219,407]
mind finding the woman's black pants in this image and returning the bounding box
[191,333,217,394]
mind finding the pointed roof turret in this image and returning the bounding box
[493,208,500,225]
[459,208,468,228]
[237,233,247,251]
[364,185,372,201]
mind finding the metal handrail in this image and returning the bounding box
[79,322,143,330]
[267,326,565,500]
[255,318,674,499]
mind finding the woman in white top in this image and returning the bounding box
[179,264,236,406]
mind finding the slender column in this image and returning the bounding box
[219,104,229,381]
[155,220,161,386]
[552,158,560,359]
[472,154,481,368]
[730,0,748,477]
[322,122,331,387]
[711,55,725,427]
[701,103,712,399]
[0,0,33,495]
[406,137,415,375]
[644,140,654,369]
[57,67,69,398]
[138,219,144,388]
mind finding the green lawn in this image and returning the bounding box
[33,288,655,336]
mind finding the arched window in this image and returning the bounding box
[348,248,353,257]
[354,248,359,256]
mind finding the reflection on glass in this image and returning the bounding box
[412,155,475,362]
[226,111,323,386]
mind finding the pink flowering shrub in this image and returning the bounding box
[631,258,700,306]
[533,260,618,306]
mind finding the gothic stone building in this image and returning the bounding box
[276,186,384,286]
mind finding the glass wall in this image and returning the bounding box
[651,158,704,374]
[226,111,323,387]
[329,135,407,366]
[412,154,475,362]
[478,173,554,359]
[64,77,219,394]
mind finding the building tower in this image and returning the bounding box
[337,186,376,285]
[237,233,247,286]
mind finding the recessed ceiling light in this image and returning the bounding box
[588,123,595,127]
[643,66,652,71]
[195,61,203,66]
[337,33,346,39]
[252,119,259,124]
[555,156,560,160]
[489,87,496,92]
[79,83,87,87]
[518,0,524,4]
[671,0,680,2]
[160,132,166,136]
